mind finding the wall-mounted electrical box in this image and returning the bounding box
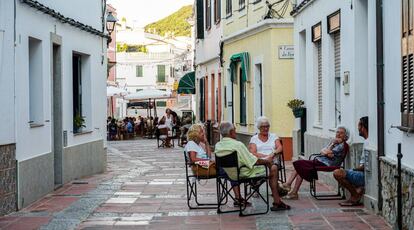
[343,71,350,95]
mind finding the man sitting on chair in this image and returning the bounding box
[334,116,368,206]
[215,121,290,211]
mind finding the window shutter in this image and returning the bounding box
[317,41,323,125]
[196,0,204,39]
[401,0,414,127]
[334,32,341,125]
[226,0,232,17]
[157,65,165,82]
[206,0,211,30]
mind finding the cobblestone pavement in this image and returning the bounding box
[0,139,392,230]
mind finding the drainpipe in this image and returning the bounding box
[376,0,384,213]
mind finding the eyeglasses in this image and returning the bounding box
[260,125,270,128]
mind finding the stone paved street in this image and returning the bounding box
[0,139,392,230]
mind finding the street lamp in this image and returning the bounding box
[106,11,118,45]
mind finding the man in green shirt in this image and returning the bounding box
[215,121,291,211]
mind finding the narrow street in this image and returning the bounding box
[0,139,392,230]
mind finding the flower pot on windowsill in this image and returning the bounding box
[292,107,305,118]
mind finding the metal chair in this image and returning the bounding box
[277,139,287,183]
[216,151,269,216]
[156,127,174,148]
[309,142,349,200]
[183,151,218,209]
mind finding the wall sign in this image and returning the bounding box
[278,45,294,59]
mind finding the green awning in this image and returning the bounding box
[230,52,250,83]
[177,71,196,94]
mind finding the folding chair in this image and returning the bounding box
[309,142,349,200]
[216,151,269,216]
[184,151,218,209]
[277,139,287,183]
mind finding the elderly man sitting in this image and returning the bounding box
[215,121,290,211]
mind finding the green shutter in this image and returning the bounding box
[156,101,167,107]
[157,65,166,82]
[136,65,143,77]
[196,0,204,39]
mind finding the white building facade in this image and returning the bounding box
[0,0,108,214]
[292,0,414,228]
[194,0,223,123]
[116,24,193,118]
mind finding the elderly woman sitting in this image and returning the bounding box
[249,116,283,165]
[184,124,215,177]
[282,126,349,200]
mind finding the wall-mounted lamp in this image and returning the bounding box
[106,11,118,45]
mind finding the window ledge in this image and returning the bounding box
[74,130,93,136]
[397,126,414,133]
[30,123,44,128]
[313,124,323,129]
[225,14,232,19]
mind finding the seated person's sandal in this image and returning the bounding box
[270,201,291,211]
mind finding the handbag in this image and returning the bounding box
[192,161,216,178]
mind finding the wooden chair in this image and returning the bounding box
[309,142,349,200]
[156,127,174,148]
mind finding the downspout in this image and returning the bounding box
[376,0,384,212]
[13,0,18,211]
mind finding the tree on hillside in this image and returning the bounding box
[144,5,193,37]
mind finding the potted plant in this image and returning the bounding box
[287,99,305,118]
[74,113,86,133]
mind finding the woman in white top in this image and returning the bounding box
[184,124,215,177]
[163,108,175,130]
[249,116,283,165]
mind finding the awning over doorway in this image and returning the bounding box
[229,52,250,83]
[177,71,196,94]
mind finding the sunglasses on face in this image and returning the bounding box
[260,125,270,128]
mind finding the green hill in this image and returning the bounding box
[145,5,193,37]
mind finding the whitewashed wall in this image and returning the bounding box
[382,0,414,168]
[194,0,222,121]
[293,0,371,146]
[15,1,106,161]
[0,0,15,145]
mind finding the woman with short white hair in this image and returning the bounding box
[249,116,283,164]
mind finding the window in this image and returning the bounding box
[333,32,341,126]
[196,0,205,39]
[157,65,166,82]
[205,0,212,30]
[136,89,143,92]
[401,0,414,129]
[28,37,44,125]
[156,101,167,107]
[214,0,221,24]
[72,52,91,133]
[239,67,247,125]
[136,65,143,77]
[239,0,245,10]
[328,10,341,127]
[312,22,322,125]
[226,0,232,17]
[72,54,83,132]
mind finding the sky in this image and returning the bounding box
[107,0,194,28]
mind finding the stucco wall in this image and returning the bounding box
[222,25,294,137]
[0,0,15,146]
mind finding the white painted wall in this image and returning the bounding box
[38,0,103,31]
[0,0,16,145]
[15,1,106,161]
[293,0,371,145]
[382,0,414,168]
[194,0,223,121]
